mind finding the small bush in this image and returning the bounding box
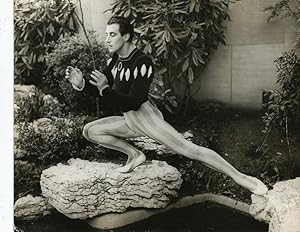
[15,116,87,164]
[14,85,63,123]
[262,50,300,134]
[14,160,45,198]
[44,31,109,115]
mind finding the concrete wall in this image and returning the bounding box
[76,0,113,41]
[79,0,297,109]
[191,0,297,109]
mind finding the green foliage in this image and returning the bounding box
[262,50,300,134]
[109,0,234,113]
[44,31,109,114]
[14,85,63,123]
[14,0,78,84]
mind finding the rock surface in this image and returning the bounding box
[41,158,182,219]
[87,193,250,229]
[250,177,300,232]
[14,195,54,220]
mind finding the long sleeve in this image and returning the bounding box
[72,54,118,97]
[102,55,154,112]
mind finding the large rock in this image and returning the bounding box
[40,158,182,219]
[14,195,54,220]
[250,177,300,232]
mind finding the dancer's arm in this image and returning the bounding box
[101,55,154,112]
[65,54,117,97]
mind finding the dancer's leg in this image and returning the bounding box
[83,116,146,172]
[124,102,268,195]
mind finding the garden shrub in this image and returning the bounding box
[14,85,63,123]
[15,116,87,164]
[44,31,109,115]
[109,0,235,114]
[262,50,300,134]
[14,114,114,198]
[262,1,300,176]
[262,50,300,175]
[14,0,77,84]
[14,160,45,198]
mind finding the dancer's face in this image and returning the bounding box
[105,24,129,54]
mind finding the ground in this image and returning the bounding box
[156,103,300,203]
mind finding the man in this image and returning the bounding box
[65,16,268,195]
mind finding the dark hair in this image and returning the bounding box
[107,16,134,42]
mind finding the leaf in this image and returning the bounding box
[124,9,131,18]
[158,67,168,75]
[38,54,45,63]
[21,57,33,70]
[182,57,189,72]
[188,67,194,84]
[189,0,196,13]
[49,23,55,36]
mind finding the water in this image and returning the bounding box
[16,203,268,232]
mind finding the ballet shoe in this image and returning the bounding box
[117,153,146,173]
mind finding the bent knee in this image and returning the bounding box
[82,123,104,141]
[82,123,91,140]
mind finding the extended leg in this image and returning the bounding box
[124,102,268,195]
[83,116,146,173]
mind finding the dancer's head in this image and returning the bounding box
[105,16,134,53]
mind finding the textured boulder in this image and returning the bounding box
[41,158,182,219]
[250,177,300,232]
[14,195,54,220]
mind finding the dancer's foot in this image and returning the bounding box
[248,176,268,195]
[241,175,268,195]
[117,153,146,173]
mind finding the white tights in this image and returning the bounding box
[82,101,268,195]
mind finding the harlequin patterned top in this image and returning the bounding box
[101,48,154,112]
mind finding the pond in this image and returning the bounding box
[16,203,268,232]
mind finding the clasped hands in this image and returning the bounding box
[65,66,108,93]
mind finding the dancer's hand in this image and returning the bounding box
[65,66,84,88]
[89,70,108,91]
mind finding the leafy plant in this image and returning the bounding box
[14,160,45,198]
[265,0,300,47]
[261,1,300,171]
[108,0,235,114]
[14,0,78,84]
[14,85,63,123]
[14,115,110,198]
[262,51,300,169]
[44,31,110,115]
[262,51,300,133]
[15,116,87,164]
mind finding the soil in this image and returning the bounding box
[161,103,300,203]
